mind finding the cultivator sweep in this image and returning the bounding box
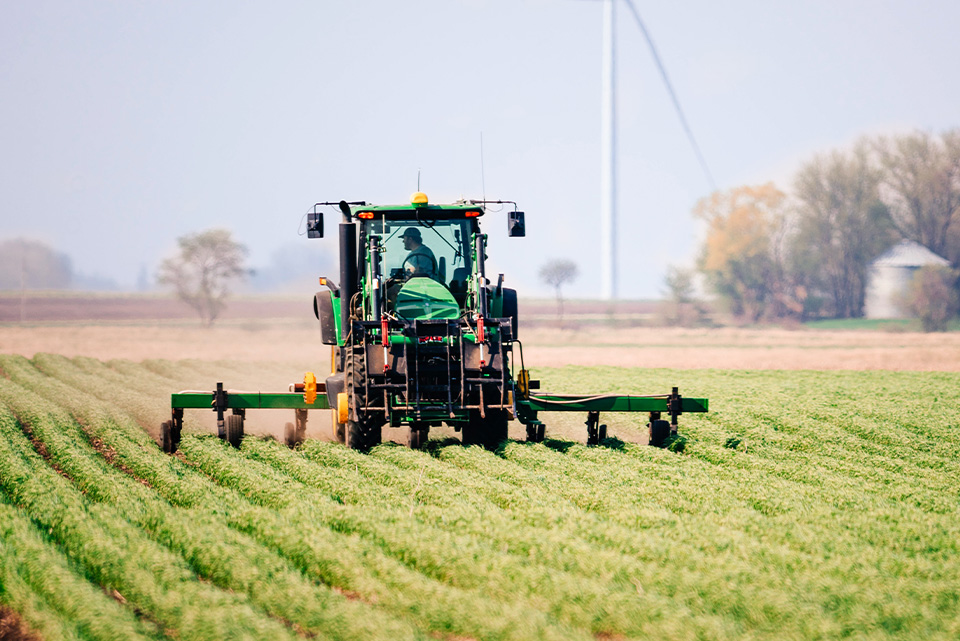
[162,194,708,453]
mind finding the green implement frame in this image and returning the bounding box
[171,392,331,411]
[164,381,707,451]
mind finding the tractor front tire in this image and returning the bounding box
[226,414,244,448]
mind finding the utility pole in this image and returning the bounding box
[600,0,617,300]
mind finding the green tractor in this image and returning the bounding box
[161,192,707,453]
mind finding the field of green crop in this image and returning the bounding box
[1,353,959,640]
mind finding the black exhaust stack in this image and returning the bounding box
[338,201,357,337]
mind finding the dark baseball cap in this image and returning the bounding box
[401,227,422,241]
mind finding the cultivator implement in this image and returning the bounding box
[162,377,708,453]
[161,193,708,453]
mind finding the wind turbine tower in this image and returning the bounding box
[600,0,617,300]
[596,0,714,301]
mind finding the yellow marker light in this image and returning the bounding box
[319,277,326,286]
[303,371,317,405]
[337,392,349,423]
[357,211,374,219]
[517,369,530,398]
[411,191,429,205]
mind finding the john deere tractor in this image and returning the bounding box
[161,193,707,453]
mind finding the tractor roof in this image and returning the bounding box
[353,193,484,220]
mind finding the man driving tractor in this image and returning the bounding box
[401,227,438,279]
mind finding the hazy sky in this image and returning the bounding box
[2,0,959,298]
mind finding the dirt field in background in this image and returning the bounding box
[2,323,959,371]
[0,294,659,323]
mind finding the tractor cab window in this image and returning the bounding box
[366,218,473,304]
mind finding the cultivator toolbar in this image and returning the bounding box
[162,378,707,453]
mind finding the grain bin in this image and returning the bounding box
[864,240,950,319]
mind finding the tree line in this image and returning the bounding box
[691,129,960,325]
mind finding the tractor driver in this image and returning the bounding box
[400,227,438,280]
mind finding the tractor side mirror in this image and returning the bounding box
[508,211,525,237]
[307,212,324,238]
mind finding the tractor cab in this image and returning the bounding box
[365,215,475,318]
[354,194,484,320]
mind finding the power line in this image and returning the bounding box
[622,0,717,191]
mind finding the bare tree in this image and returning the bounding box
[661,265,702,326]
[539,259,578,321]
[792,141,896,318]
[158,229,247,326]
[875,129,960,266]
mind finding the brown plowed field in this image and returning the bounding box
[0,293,309,323]
[3,321,959,371]
[0,293,659,324]
[3,293,958,370]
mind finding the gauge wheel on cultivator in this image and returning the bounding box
[648,419,672,448]
[226,414,244,448]
[160,420,176,454]
[525,423,546,443]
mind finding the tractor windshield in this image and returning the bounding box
[366,218,473,295]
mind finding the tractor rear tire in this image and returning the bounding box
[226,414,244,448]
[345,420,381,450]
[344,342,382,450]
[463,409,509,450]
[161,420,175,453]
[649,419,671,448]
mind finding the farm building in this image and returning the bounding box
[864,239,951,319]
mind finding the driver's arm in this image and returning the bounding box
[404,252,425,275]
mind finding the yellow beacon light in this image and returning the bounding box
[411,191,429,206]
